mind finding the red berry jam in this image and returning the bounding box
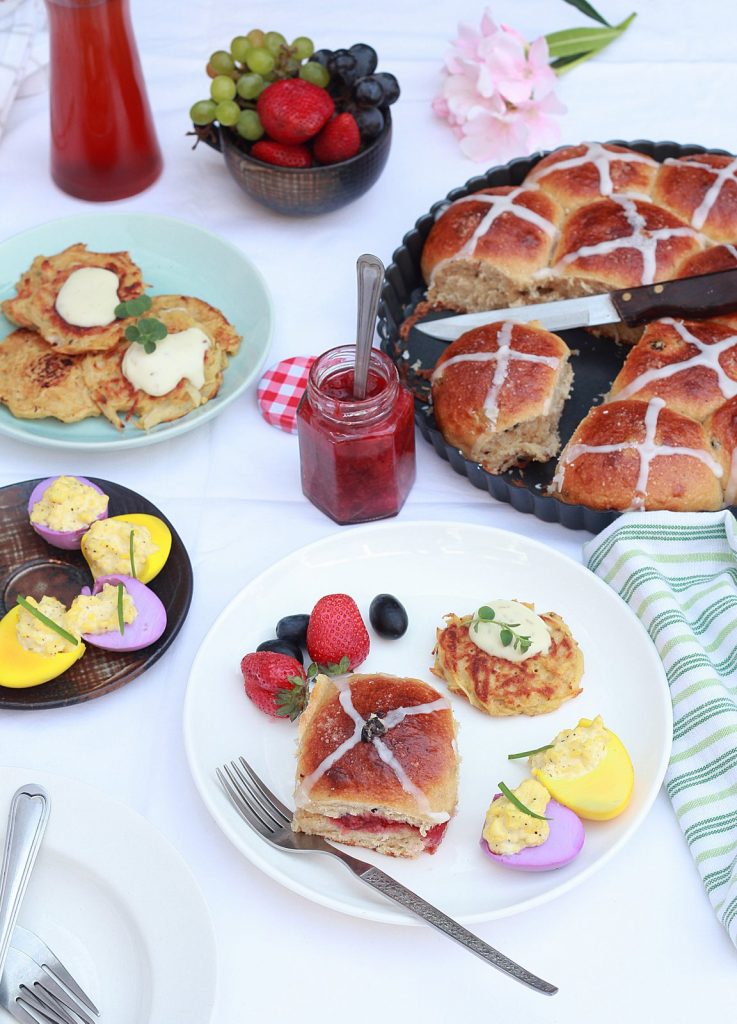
[297,345,416,525]
[333,814,448,853]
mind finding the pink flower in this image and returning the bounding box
[433,7,566,163]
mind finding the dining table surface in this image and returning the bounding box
[0,0,735,1020]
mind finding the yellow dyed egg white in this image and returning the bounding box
[0,605,85,688]
[81,513,171,585]
[530,716,634,821]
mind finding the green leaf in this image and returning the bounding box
[114,301,129,318]
[560,0,611,26]
[275,674,308,721]
[16,596,79,646]
[498,781,550,821]
[124,325,141,343]
[546,13,636,73]
[477,605,495,621]
[507,743,555,761]
[500,628,513,646]
[115,294,152,319]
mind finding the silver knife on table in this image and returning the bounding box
[414,267,737,341]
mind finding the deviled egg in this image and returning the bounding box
[0,595,85,688]
[68,575,167,652]
[81,513,171,584]
[28,475,108,550]
[480,778,584,871]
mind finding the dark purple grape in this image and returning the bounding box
[355,75,384,107]
[349,43,378,77]
[276,613,310,647]
[373,72,400,105]
[329,48,359,86]
[354,105,385,141]
[256,638,304,665]
[369,594,408,639]
[310,48,333,67]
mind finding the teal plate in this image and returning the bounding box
[0,213,274,450]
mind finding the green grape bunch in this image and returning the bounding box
[189,29,327,142]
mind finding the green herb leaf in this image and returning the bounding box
[498,781,550,821]
[500,628,513,646]
[16,596,79,647]
[560,0,611,26]
[115,295,152,319]
[129,530,137,580]
[117,583,125,636]
[507,743,555,760]
[124,325,141,343]
[477,605,495,621]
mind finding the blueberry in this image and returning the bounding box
[275,613,310,648]
[349,43,378,77]
[369,594,408,639]
[329,49,358,86]
[256,638,304,664]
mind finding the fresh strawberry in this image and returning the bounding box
[240,651,307,720]
[306,593,370,672]
[313,113,361,165]
[256,79,334,145]
[250,140,313,168]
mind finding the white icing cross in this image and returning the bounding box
[614,318,737,404]
[664,155,737,229]
[294,677,451,823]
[429,186,557,286]
[526,141,656,196]
[432,321,561,429]
[553,396,723,510]
[556,195,699,286]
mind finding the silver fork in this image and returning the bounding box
[218,757,558,996]
[11,927,99,1021]
[0,786,99,1024]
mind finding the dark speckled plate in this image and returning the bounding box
[0,478,192,710]
[378,139,735,532]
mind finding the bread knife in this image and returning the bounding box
[414,267,737,340]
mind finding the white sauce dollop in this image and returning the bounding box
[122,328,209,397]
[469,599,551,663]
[55,267,120,327]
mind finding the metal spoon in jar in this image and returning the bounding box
[354,253,385,400]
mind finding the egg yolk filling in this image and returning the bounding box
[530,716,634,820]
[30,476,108,533]
[483,779,550,855]
[67,584,137,636]
[83,519,157,579]
[530,716,608,779]
[16,596,79,654]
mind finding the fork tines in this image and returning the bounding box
[217,758,292,839]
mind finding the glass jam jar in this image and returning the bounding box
[297,345,416,524]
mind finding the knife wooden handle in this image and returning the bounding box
[611,268,737,326]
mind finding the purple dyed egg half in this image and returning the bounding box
[27,476,108,550]
[480,796,585,872]
[80,574,167,652]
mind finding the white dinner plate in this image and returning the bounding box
[0,767,216,1024]
[184,520,672,926]
[0,213,273,450]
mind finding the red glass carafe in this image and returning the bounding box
[45,0,163,201]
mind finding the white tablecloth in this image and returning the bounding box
[0,0,734,1019]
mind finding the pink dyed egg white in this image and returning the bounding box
[80,574,167,652]
[27,476,108,550]
[480,797,584,872]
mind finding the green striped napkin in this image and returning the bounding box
[583,510,737,945]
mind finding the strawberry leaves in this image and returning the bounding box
[274,674,309,720]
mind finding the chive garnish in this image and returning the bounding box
[117,583,125,635]
[498,781,550,821]
[508,743,555,760]
[16,596,79,647]
[129,529,137,579]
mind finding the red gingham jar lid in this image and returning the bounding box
[257,355,316,434]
